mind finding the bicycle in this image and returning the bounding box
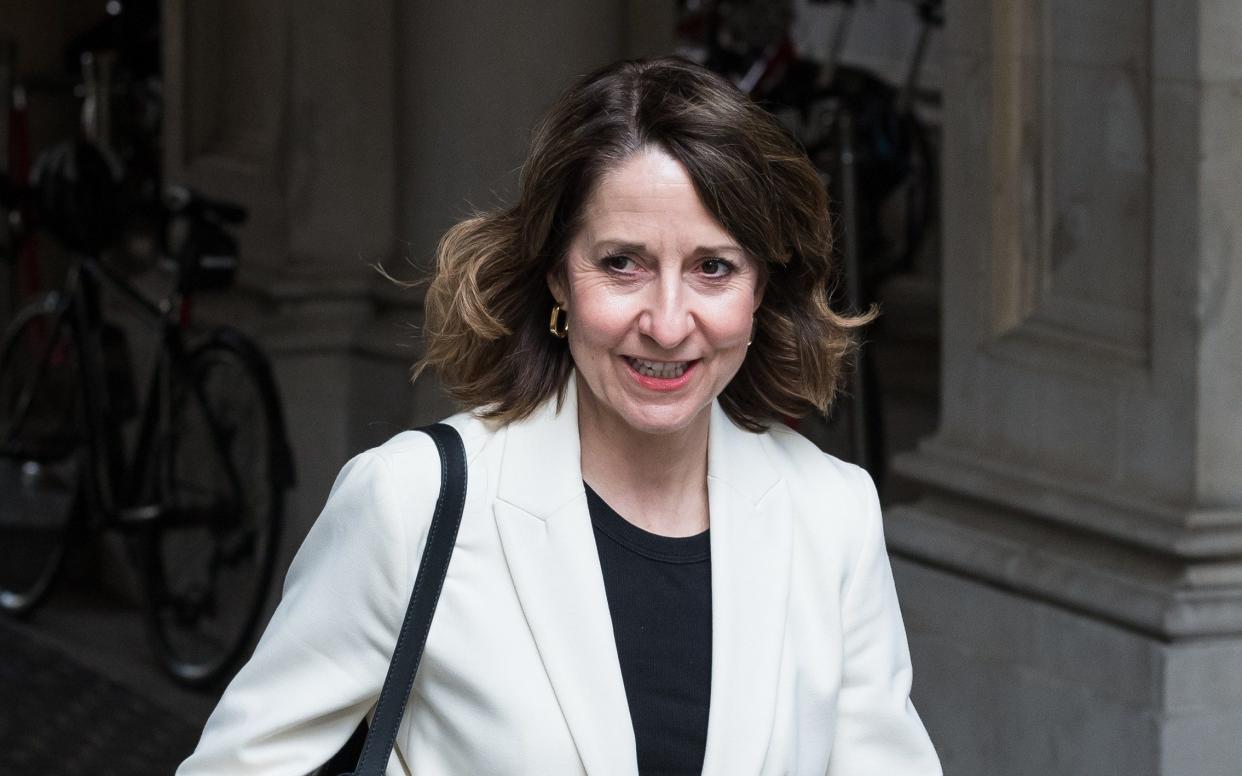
[0,176,296,688]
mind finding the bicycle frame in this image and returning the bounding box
[40,255,246,534]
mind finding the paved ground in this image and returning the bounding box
[0,574,222,775]
[0,613,202,775]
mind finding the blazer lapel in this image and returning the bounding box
[492,380,639,776]
[700,402,792,776]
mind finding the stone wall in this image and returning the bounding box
[891,1,1242,772]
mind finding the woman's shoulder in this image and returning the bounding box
[323,410,498,530]
[760,423,876,504]
[758,423,882,555]
[360,408,497,476]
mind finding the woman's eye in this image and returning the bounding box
[701,258,734,277]
[603,253,635,272]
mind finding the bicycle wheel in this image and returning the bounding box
[0,299,83,615]
[143,336,283,686]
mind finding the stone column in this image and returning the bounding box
[890,1,1242,774]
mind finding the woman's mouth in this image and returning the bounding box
[622,356,698,391]
[625,357,691,379]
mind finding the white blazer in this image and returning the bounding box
[178,380,940,775]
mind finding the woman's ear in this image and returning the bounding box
[547,270,567,307]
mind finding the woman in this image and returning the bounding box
[178,56,940,775]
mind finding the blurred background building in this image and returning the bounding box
[2,1,1241,774]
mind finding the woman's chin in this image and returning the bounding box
[575,368,715,440]
[612,400,711,439]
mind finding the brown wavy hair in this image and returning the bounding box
[417,56,872,432]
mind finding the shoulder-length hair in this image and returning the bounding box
[417,56,871,432]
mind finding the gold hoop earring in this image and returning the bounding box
[549,304,569,338]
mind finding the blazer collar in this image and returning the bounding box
[701,399,792,776]
[495,377,782,517]
[493,375,792,775]
[495,377,585,521]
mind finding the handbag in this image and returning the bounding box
[316,422,468,776]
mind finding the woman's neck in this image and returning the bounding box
[576,385,710,538]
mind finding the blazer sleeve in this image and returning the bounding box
[825,465,941,776]
[177,444,436,776]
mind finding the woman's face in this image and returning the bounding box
[549,147,764,438]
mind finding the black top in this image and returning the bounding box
[586,484,713,776]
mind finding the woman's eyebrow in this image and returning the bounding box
[593,239,745,256]
[594,240,648,254]
[696,244,745,256]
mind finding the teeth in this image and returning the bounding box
[628,357,689,379]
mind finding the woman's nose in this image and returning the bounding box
[638,281,694,350]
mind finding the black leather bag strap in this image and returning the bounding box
[339,422,467,776]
